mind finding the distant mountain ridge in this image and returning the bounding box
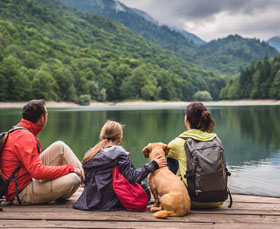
[59,0,198,63]
[130,8,158,25]
[60,0,204,45]
[193,34,278,75]
[267,36,280,51]
[130,7,206,45]
[59,0,278,76]
[177,29,206,45]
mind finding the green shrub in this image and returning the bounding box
[77,94,91,105]
[192,91,213,101]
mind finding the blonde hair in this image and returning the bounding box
[82,120,123,164]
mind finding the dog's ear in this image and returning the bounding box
[163,144,170,156]
[142,144,151,158]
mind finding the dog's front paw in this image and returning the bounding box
[150,206,161,212]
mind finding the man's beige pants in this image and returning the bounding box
[16,141,83,205]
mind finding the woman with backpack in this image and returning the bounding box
[167,102,231,209]
[73,120,166,211]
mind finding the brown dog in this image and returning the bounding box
[142,142,191,219]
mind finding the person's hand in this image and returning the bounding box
[73,167,83,181]
[154,156,167,168]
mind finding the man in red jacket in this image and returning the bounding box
[0,100,83,204]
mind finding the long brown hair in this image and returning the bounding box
[82,120,123,164]
[186,102,214,133]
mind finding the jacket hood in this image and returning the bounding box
[179,129,216,141]
[83,145,128,169]
[17,119,42,136]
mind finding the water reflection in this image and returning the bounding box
[228,153,280,197]
[213,106,280,165]
[0,105,280,197]
[212,106,280,196]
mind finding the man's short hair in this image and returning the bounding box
[22,100,46,123]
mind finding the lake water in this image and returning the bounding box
[0,105,279,197]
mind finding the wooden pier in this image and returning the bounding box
[1,187,280,228]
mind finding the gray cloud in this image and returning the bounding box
[175,0,271,18]
[120,0,280,41]
[122,0,279,18]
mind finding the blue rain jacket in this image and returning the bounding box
[73,145,158,211]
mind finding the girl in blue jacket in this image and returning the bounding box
[73,120,166,211]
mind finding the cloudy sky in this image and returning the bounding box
[119,0,280,42]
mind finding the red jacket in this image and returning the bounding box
[0,119,74,200]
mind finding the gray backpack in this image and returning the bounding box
[182,136,232,208]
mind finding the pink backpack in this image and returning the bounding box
[112,166,148,211]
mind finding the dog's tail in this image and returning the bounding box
[153,210,173,219]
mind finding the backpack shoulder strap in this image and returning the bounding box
[1,126,28,154]
[179,137,195,178]
[9,126,28,133]
[3,126,30,205]
[213,136,223,148]
[5,164,23,186]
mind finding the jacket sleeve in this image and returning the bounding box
[117,154,159,184]
[15,137,74,180]
[167,138,180,160]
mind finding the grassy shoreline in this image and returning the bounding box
[0,100,280,109]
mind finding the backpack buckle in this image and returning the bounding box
[195,189,202,196]
[185,169,195,178]
[226,168,231,176]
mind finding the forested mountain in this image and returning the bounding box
[267,36,280,51]
[59,0,278,76]
[60,0,204,45]
[177,29,206,45]
[130,8,158,25]
[220,54,280,99]
[59,0,198,59]
[0,0,225,103]
[132,8,206,45]
[193,35,278,75]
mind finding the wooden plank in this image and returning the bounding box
[1,215,280,228]
[228,194,280,204]
[0,220,214,228]
[1,220,280,229]
[221,202,280,210]
[1,211,280,223]
[3,204,280,213]
[2,205,280,216]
